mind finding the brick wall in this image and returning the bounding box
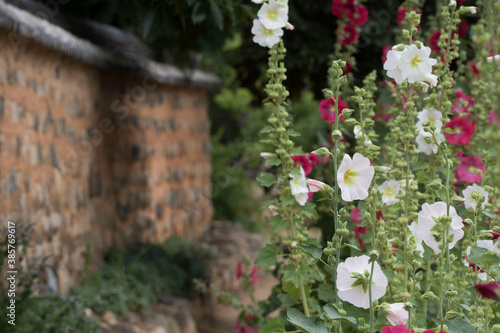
[0,28,213,292]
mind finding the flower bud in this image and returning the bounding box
[285,22,295,30]
[341,108,355,118]
[331,130,343,141]
[376,166,391,173]
[322,89,334,99]
[312,147,330,159]
[427,179,443,190]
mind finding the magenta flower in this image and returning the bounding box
[347,5,369,26]
[488,111,500,128]
[382,324,414,333]
[454,153,484,183]
[291,155,313,175]
[251,267,259,285]
[236,262,243,280]
[354,226,366,251]
[307,152,329,166]
[475,282,500,300]
[340,24,359,46]
[451,90,474,114]
[331,0,356,19]
[319,97,348,123]
[443,117,476,146]
[350,207,361,225]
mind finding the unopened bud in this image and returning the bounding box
[331,130,343,141]
[285,22,295,30]
[312,147,330,159]
[260,152,272,159]
[323,89,334,99]
[427,179,443,190]
[341,108,355,118]
[376,166,391,173]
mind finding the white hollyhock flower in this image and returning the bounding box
[408,222,425,257]
[353,125,372,147]
[289,167,308,206]
[424,73,438,87]
[251,19,283,48]
[337,153,375,202]
[385,303,409,326]
[463,184,489,211]
[383,49,405,84]
[251,0,263,3]
[465,240,495,281]
[416,107,443,132]
[257,0,288,30]
[399,44,437,83]
[416,130,444,155]
[379,180,401,206]
[337,255,388,309]
[415,202,464,253]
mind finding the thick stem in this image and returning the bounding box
[369,260,376,333]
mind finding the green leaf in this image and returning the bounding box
[437,188,447,202]
[269,215,288,233]
[298,244,323,260]
[283,264,309,288]
[257,173,276,188]
[260,317,285,333]
[482,211,499,219]
[277,292,300,307]
[445,317,475,333]
[317,283,336,303]
[260,126,273,134]
[413,158,429,171]
[255,244,277,268]
[281,196,296,207]
[207,0,224,30]
[302,202,319,219]
[467,247,500,266]
[288,129,301,137]
[267,155,281,167]
[343,243,362,252]
[323,304,357,324]
[287,308,328,333]
[282,279,309,299]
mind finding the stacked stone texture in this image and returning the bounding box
[0,29,213,292]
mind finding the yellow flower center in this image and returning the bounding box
[410,55,422,68]
[384,187,395,198]
[343,168,357,185]
[294,177,301,186]
[267,9,278,21]
[468,165,476,174]
[263,28,274,36]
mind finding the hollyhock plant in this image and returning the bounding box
[336,255,388,309]
[307,179,329,193]
[337,153,375,202]
[416,107,443,131]
[415,202,464,253]
[465,239,496,281]
[416,130,444,155]
[347,5,369,26]
[289,167,309,205]
[454,153,484,183]
[384,44,437,85]
[384,303,409,326]
[331,0,355,19]
[408,222,425,257]
[443,116,476,146]
[319,97,348,123]
[463,183,489,211]
[379,180,401,206]
[340,24,359,46]
[291,155,313,175]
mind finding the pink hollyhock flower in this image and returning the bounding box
[351,207,361,225]
[382,324,414,333]
[354,226,366,250]
[468,61,480,77]
[268,204,279,216]
[291,155,313,175]
[307,179,328,193]
[488,111,500,129]
[340,24,359,46]
[348,5,369,26]
[331,0,356,18]
[307,152,329,166]
[451,90,474,114]
[429,30,441,52]
[236,262,243,280]
[444,117,476,146]
[385,303,409,326]
[319,97,348,123]
[235,321,259,333]
[454,153,484,183]
[251,267,259,285]
[475,282,500,300]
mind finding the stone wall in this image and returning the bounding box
[0,28,213,292]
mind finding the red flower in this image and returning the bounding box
[488,111,500,129]
[458,19,469,38]
[475,282,500,300]
[454,153,484,183]
[251,267,259,285]
[331,0,356,18]
[468,61,480,77]
[340,24,359,46]
[307,152,329,166]
[350,207,361,225]
[236,262,243,280]
[382,324,414,333]
[397,7,408,25]
[443,117,476,146]
[429,30,441,53]
[319,97,348,123]
[348,5,369,26]
[354,226,367,250]
[342,61,353,75]
[489,231,500,239]
[291,155,313,175]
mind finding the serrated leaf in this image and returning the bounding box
[302,202,318,219]
[287,309,328,333]
[268,156,281,167]
[317,283,336,303]
[269,215,288,232]
[257,173,276,188]
[260,317,285,333]
[482,211,499,219]
[255,244,277,268]
[288,129,301,137]
[323,304,357,324]
[281,196,296,207]
[445,317,475,333]
[298,244,323,260]
[283,265,309,288]
[277,292,300,307]
[282,279,309,298]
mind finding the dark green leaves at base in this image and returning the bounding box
[255,244,277,269]
[287,308,328,333]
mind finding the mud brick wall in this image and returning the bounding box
[0,28,213,292]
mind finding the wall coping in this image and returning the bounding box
[0,0,220,88]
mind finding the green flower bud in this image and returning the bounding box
[331,130,343,141]
[312,147,330,159]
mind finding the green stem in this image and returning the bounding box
[300,283,310,317]
[333,84,341,304]
[369,259,375,333]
